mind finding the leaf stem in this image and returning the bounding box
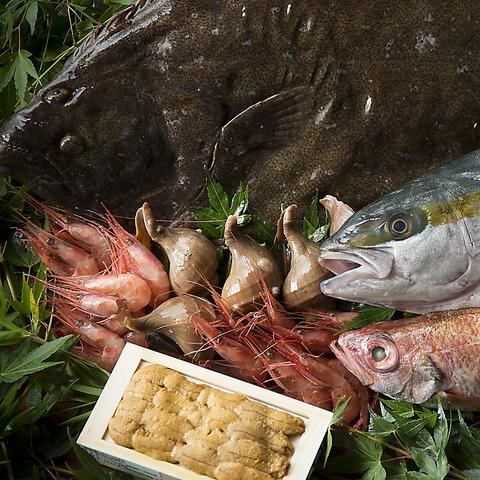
[348,427,411,458]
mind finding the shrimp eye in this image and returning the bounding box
[214,337,222,344]
[387,212,411,237]
[45,88,70,104]
[59,134,84,156]
[366,336,399,373]
[265,350,273,358]
[371,346,386,361]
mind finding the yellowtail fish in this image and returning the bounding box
[319,150,480,313]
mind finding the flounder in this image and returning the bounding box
[1,0,480,221]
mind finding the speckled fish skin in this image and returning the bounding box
[1,0,480,221]
[320,149,480,313]
[330,309,480,409]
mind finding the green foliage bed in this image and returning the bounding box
[1,3,480,480]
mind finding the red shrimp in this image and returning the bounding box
[23,195,113,268]
[53,273,152,315]
[326,359,370,429]
[244,335,314,395]
[192,315,268,384]
[57,314,125,371]
[72,344,120,372]
[22,222,100,276]
[104,210,170,306]
[289,311,360,354]
[272,340,362,424]
[61,292,121,317]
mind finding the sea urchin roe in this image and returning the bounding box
[108,365,305,479]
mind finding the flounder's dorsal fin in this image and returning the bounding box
[211,86,314,169]
[67,0,163,64]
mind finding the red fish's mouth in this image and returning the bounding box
[329,339,375,387]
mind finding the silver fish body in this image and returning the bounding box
[319,149,480,313]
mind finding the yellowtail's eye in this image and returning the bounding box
[387,213,411,237]
[366,335,399,373]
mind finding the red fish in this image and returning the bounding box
[330,309,480,409]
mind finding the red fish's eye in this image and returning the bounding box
[366,336,399,373]
[371,346,386,361]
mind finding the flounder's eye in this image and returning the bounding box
[366,335,399,373]
[387,212,411,238]
[45,88,70,104]
[59,134,84,156]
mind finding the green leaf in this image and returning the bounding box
[380,399,415,419]
[303,192,320,238]
[3,232,38,267]
[338,306,396,333]
[13,51,38,103]
[25,1,38,35]
[6,383,65,432]
[110,0,137,5]
[250,215,275,246]
[385,460,408,480]
[0,335,75,383]
[0,312,22,332]
[0,62,15,93]
[0,379,27,430]
[323,397,349,467]
[72,437,111,480]
[0,330,25,346]
[69,384,103,397]
[307,224,327,243]
[230,183,249,216]
[206,172,230,216]
[369,409,396,438]
[464,470,480,480]
[192,207,224,239]
[353,434,385,479]
[363,463,386,480]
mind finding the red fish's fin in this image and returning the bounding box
[211,85,314,168]
[411,355,443,404]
